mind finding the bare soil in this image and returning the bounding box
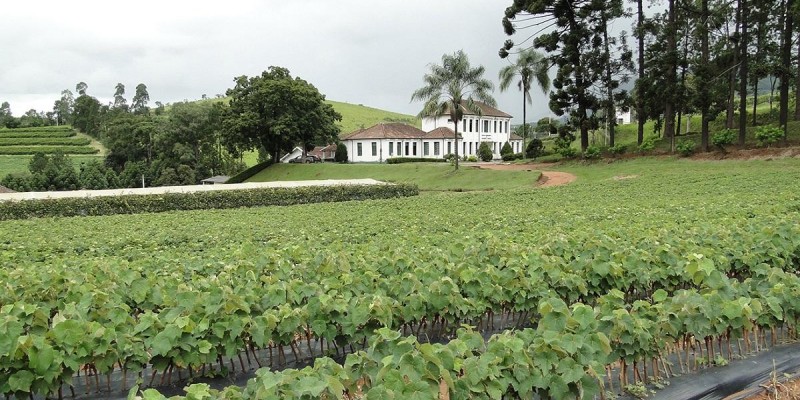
[0,185,15,193]
[740,375,800,400]
[472,163,577,187]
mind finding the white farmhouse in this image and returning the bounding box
[342,101,522,163]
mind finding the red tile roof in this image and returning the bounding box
[510,133,523,140]
[342,123,428,140]
[441,101,513,118]
[424,127,462,139]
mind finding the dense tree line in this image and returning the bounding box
[500,0,797,152]
[1,67,339,189]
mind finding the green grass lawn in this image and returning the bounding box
[248,163,542,191]
[0,155,105,179]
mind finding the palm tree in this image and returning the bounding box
[411,50,496,170]
[498,49,550,158]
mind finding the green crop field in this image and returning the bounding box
[0,126,106,180]
[2,157,800,399]
[248,162,541,191]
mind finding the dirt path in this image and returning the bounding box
[537,171,577,187]
[474,163,577,187]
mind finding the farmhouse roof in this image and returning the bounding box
[510,133,523,141]
[201,175,230,184]
[424,127,461,139]
[342,123,427,140]
[441,101,513,118]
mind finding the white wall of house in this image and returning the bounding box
[617,111,632,125]
[343,137,523,162]
[423,116,515,158]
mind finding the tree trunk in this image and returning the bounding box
[779,0,794,137]
[739,0,748,145]
[700,0,711,152]
[603,11,616,148]
[453,101,460,170]
[664,0,678,140]
[795,32,800,120]
[522,93,527,159]
[727,9,740,130]
[637,0,646,145]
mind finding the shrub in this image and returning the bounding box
[583,146,601,160]
[638,137,656,152]
[500,142,513,157]
[676,140,696,157]
[386,157,446,164]
[466,155,478,162]
[609,144,626,156]
[0,183,420,220]
[525,138,544,159]
[0,146,99,155]
[558,147,578,158]
[478,142,493,162]
[334,143,348,163]
[501,152,523,161]
[755,125,783,147]
[443,153,456,162]
[711,129,735,151]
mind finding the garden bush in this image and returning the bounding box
[609,144,626,156]
[478,142,493,162]
[676,140,696,157]
[582,146,601,160]
[501,152,523,161]
[525,138,544,159]
[711,129,736,151]
[638,137,656,152]
[500,142,513,157]
[755,125,783,147]
[335,143,348,163]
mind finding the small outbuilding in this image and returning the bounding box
[201,176,230,185]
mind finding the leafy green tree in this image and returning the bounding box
[73,94,102,136]
[0,102,13,128]
[411,50,496,170]
[526,138,544,159]
[498,49,550,159]
[75,82,88,96]
[113,83,128,110]
[335,142,348,163]
[224,67,341,164]
[79,161,111,190]
[52,89,74,125]
[501,0,607,151]
[132,83,150,115]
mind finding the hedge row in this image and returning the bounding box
[0,130,76,138]
[386,157,447,164]
[226,161,270,183]
[0,146,99,155]
[0,183,419,220]
[0,126,74,133]
[0,137,90,146]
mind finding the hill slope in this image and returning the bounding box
[325,100,419,135]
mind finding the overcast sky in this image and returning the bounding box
[0,0,635,125]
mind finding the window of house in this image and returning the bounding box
[505,121,509,133]
[434,142,440,156]
[469,142,473,154]
[469,119,472,132]
[494,121,498,132]
[423,142,429,156]
[463,142,466,155]
[371,142,377,156]
[412,142,417,156]
[447,142,452,154]
[389,142,393,156]
[397,142,401,155]
[357,143,363,157]
[462,120,466,132]
[483,120,489,132]
[617,118,624,124]
[405,142,409,156]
